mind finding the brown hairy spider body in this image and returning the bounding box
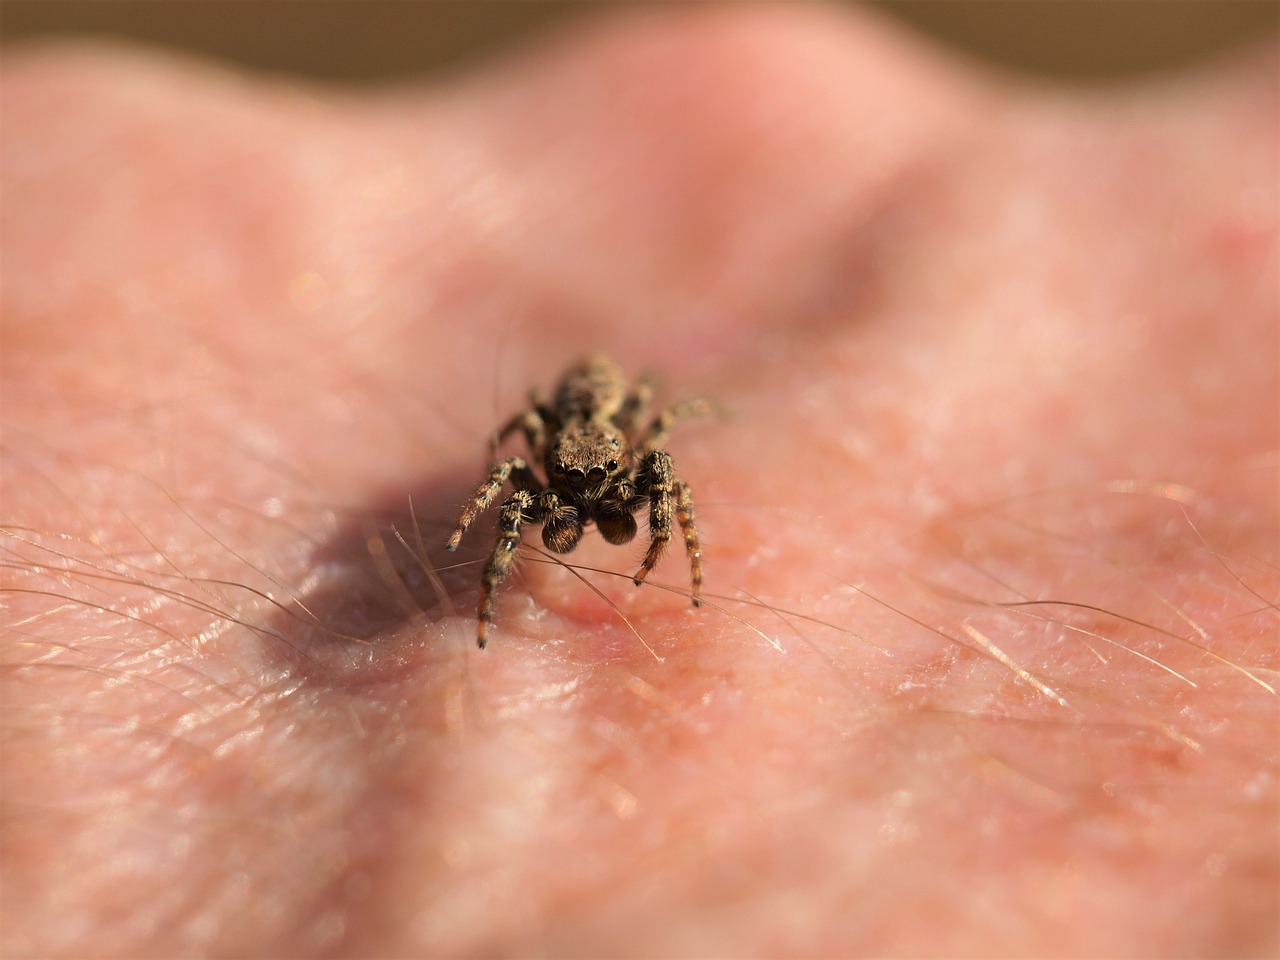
[446,355,710,647]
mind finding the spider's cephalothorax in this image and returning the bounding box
[446,355,711,647]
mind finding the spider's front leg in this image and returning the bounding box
[475,489,540,648]
[446,456,540,551]
[632,451,703,606]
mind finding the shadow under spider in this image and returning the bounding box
[255,472,484,682]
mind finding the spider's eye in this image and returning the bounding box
[587,467,606,482]
[606,459,618,471]
[553,463,565,474]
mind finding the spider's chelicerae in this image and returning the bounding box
[446,355,712,647]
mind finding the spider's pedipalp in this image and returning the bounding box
[539,490,583,553]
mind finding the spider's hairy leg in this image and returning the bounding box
[633,451,672,583]
[633,453,702,604]
[674,477,702,606]
[617,372,657,433]
[476,489,539,648]
[638,397,718,453]
[489,405,548,461]
[445,456,540,551]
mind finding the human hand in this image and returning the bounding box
[4,7,1276,955]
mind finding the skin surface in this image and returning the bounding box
[2,6,1277,957]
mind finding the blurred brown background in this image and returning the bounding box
[3,1,1276,81]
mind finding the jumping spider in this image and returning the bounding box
[446,355,712,647]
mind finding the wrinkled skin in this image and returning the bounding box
[2,7,1277,957]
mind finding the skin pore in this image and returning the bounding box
[2,6,1276,957]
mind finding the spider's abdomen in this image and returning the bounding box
[553,355,625,421]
